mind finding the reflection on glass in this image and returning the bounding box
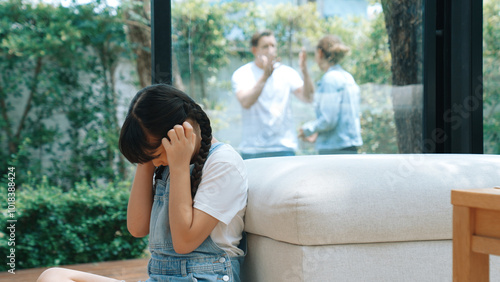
[231,30,311,160]
[171,0,423,156]
[483,0,500,154]
[299,35,363,155]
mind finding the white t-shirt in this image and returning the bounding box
[231,62,304,154]
[193,143,248,256]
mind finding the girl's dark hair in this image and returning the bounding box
[119,84,212,197]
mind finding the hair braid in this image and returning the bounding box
[186,102,212,198]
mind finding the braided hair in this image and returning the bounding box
[119,84,212,198]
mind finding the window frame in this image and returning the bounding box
[423,0,483,153]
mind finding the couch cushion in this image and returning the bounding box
[243,154,500,245]
[241,234,462,282]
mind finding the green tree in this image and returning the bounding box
[345,12,392,85]
[267,3,323,67]
[381,0,423,154]
[228,2,264,50]
[0,1,86,185]
[122,0,152,88]
[56,3,130,183]
[172,0,236,101]
[0,1,132,188]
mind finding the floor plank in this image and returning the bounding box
[0,258,149,282]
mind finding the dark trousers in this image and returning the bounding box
[240,150,295,160]
[318,146,358,155]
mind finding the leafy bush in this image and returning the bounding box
[0,178,148,270]
[359,84,398,153]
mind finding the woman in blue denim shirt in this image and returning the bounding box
[299,35,363,154]
[38,84,248,282]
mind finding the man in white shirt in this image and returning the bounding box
[231,30,314,159]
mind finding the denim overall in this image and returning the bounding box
[146,143,246,282]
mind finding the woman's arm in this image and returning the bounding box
[294,48,315,103]
[127,162,154,238]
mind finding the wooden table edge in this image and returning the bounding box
[451,188,500,211]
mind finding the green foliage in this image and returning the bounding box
[0,0,131,188]
[359,85,398,153]
[227,2,264,49]
[0,179,148,270]
[0,1,85,186]
[55,2,130,184]
[349,12,392,85]
[266,3,322,67]
[483,0,500,154]
[172,0,236,101]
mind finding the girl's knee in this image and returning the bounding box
[37,267,70,282]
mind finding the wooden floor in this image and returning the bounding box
[0,258,149,282]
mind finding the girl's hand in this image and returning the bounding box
[162,121,197,168]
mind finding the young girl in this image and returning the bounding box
[38,84,248,282]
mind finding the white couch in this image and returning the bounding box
[240,154,500,282]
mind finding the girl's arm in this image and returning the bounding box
[163,122,219,254]
[127,162,155,238]
[168,162,219,254]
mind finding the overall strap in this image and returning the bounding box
[208,142,224,157]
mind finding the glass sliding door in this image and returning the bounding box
[169,0,425,157]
